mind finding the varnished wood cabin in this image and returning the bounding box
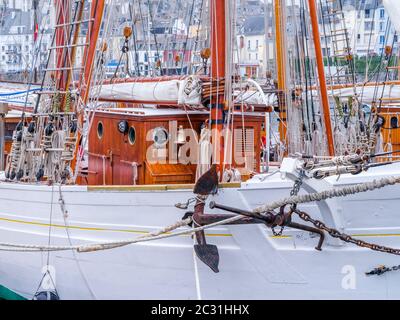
[87,107,264,186]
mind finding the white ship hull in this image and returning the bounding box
[1,163,400,300]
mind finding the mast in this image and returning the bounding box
[274,0,287,148]
[62,0,85,108]
[210,0,226,170]
[308,0,335,156]
[80,0,106,105]
[54,0,71,94]
[54,0,84,111]
[72,0,106,176]
[264,0,271,75]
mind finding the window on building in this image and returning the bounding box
[380,9,385,19]
[380,35,385,44]
[249,53,252,60]
[256,40,259,48]
[248,40,251,49]
[380,22,385,32]
[365,9,370,19]
[364,21,374,31]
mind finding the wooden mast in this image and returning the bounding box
[274,0,287,148]
[53,0,85,111]
[210,0,226,171]
[72,0,105,175]
[54,0,71,93]
[80,0,106,105]
[308,0,335,156]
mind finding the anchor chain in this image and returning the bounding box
[293,209,400,256]
[280,169,400,256]
[290,169,306,209]
[366,265,400,276]
[273,169,305,236]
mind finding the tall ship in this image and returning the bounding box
[1,0,400,300]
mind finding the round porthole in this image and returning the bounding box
[391,116,399,129]
[97,121,104,139]
[153,127,169,148]
[128,126,136,145]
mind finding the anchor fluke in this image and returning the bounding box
[194,244,220,273]
[194,164,219,196]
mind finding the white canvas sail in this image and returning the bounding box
[383,0,400,33]
[95,76,202,105]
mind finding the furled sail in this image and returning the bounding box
[95,76,202,105]
[383,0,400,33]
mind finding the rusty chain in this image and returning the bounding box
[272,170,306,237]
[281,168,400,256]
[366,265,400,276]
[293,209,400,256]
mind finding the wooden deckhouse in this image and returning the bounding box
[87,106,265,186]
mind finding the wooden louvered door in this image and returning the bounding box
[234,127,256,172]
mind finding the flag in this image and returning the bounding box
[33,0,39,42]
[34,22,39,42]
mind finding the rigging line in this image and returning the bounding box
[21,0,52,118]
[146,0,163,76]
[362,0,379,86]
[371,17,392,99]
[33,1,69,114]
[301,0,316,129]
[319,0,336,85]
[58,185,97,299]
[180,0,196,75]
[170,1,182,70]
[377,32,398,114]
[338,0,357,89]
[74,0,117,181]
[51,0,90,124]
[137,0,151,76]
[58,0,80,92]
[129,2,141,76]
[292,0,311,142]
[297,1,312,141]
[191,0,205,73]
[45,183,55,276]
[73,1,115,183]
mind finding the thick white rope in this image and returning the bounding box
[0,215,243,253]
[254,176,400,214]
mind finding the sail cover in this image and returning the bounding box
[383,0,400,33]
[95,76,202,105]
[323,85,400,104]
